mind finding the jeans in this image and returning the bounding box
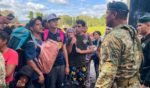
[92,54,99,79]
[45,65,65,88]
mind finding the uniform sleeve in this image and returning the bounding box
[95,34,122,88]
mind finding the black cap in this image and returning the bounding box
[107,1,129,13]
[138,14,150,23]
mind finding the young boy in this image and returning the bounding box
[67,20,94,88]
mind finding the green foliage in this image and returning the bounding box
[35,12,43,17]
[27,12,106,34]
[59,14,106,28]
[99,14,106,26]
[88,26,106,35]
[59,15,74,27]
[28,11,34,19]
[76,15,100,27]
[0,10,14,16]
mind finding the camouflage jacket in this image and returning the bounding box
[0,53,6,87]
[95,25,143,88]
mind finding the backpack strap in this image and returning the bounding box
[30,31,40,47]
[44,29,49,41]
[44,28,64,42]
[57,29,64,42]
[119,25,136,55]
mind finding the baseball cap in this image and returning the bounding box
[47,13,60,22]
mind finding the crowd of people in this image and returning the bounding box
[0,1,150,88]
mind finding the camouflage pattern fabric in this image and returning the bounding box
[95,25,143,88]
[0,53,6,87]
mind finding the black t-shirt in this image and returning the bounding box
[141,33,150,85]
[141,34,150,68]
[68,34,91,67]
[93,39,101,47]
[46,31,66,66]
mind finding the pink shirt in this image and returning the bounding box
[3,48,18,83]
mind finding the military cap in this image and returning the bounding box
[138,14,150,23]
[107,1,129,13]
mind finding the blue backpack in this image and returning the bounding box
[8,27,30,50]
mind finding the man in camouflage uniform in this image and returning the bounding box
[0,53,6,88]
[95,1,143,88]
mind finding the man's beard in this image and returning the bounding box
[106,21,113,28]
[33,30,42,34]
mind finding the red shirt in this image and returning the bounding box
[3,48,18,83]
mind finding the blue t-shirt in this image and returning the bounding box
[92,39,101,64]
[46,30,66,66]
[17,37,42,80]
[24,39,42,61]
[17,38,42,68]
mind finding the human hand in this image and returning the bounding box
[141,85,149,88]
[65,66,70,75]
[38,73,45,84]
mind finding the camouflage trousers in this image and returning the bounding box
[95,75,140,88]
[112,75,140,88]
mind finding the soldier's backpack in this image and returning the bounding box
[8,27,30,50]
